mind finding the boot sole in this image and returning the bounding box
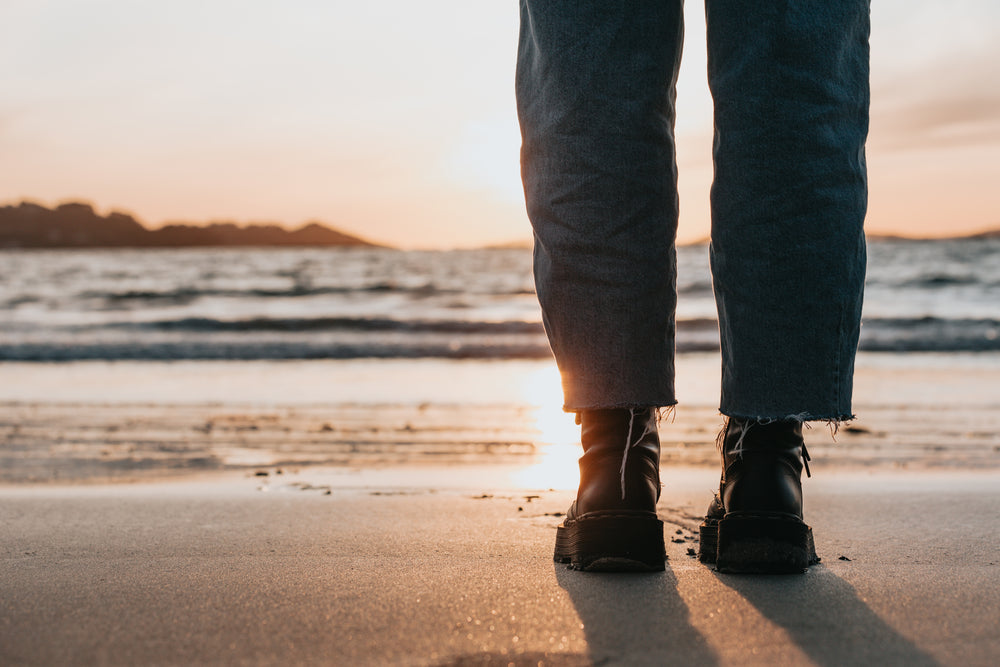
[698,514,819,574]
[554,511,665,572]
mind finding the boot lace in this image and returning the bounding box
[723,417,812,477]
[619,408,657,500]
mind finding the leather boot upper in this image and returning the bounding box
[569,408,661,518]
[719,418,809,519]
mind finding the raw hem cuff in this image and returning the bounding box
[563,400,678,414]
[720,411,855,423]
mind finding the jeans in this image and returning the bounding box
[516,0,869,421]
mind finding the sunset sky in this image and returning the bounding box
[2,1,998,249]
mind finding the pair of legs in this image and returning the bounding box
[516,1,869,572]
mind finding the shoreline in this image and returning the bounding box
[3,351,999,404]
[2,353,998,485]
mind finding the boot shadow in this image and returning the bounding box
[555,561,719,666]
[714,564,941,666]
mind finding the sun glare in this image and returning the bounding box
[512,364,581,490]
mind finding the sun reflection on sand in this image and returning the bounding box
[512,365,581,491]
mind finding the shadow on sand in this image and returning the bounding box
[556,558,941,665]
[714,563,942,666]
[556,561,719,666]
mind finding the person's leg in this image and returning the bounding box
[516,0,684,571]
[707,0,870,421]
[702,0,870,573]
[516,0,684,412]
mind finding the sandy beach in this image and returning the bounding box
[2,467,997,666]
[1,353,999,665]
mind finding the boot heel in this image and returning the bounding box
[554,512,665,572]
[697,517,719,564]
[715,515,819,574]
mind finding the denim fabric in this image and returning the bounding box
[516,0,869,420]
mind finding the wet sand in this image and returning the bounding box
[2,396,998,485]
[3,353,1000,484]
[1,466,997,666]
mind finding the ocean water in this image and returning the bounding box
[0,238,997,361]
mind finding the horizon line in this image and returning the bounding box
[3,198,998,250]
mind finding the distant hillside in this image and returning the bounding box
[867,228,1000,242]
[0,202,383,249]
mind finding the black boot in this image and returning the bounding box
[698,417,820,574]
[553,408,666,572]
